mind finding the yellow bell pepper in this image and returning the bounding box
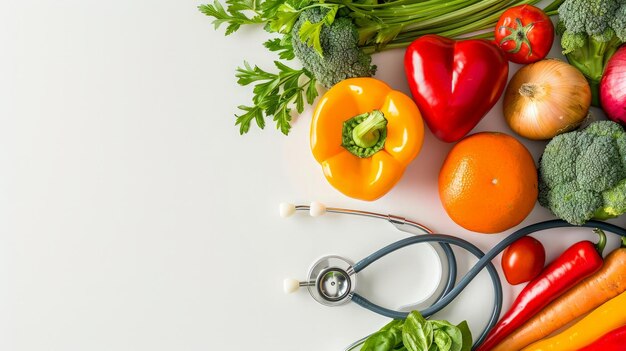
[521,289,626,351]
[310,78,424,201]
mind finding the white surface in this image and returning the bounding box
[2,1,625,350]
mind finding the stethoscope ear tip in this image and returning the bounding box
[279,203,296,218]
[309,201,326,217]
[283,278,300,294]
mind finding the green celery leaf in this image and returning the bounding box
[375,24,403,48]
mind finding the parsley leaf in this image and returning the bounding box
[198,0,264,34]
[298,6,338,56]
[234,61,319,135]
[263,36,296,60]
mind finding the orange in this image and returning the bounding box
[438,132,538,234]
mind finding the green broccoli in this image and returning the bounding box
[557,0,626,106]
[291,8,376,89]
[538,120,626,225]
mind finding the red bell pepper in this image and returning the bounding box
[578,324,626,351]
[404,34,508,142]
[476,229,606,351]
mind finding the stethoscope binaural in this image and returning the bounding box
[279,202,626,350]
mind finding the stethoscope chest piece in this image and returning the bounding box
[308,256,356,306]
[284,255,357,306]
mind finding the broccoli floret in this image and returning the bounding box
[538,121,626,225]
[291,8,376,88]
[611,4,626,40]
[558,0,626,105]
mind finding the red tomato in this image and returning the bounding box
[502,236,546,285]
[495,5,554,64]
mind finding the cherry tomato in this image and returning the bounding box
[502,236,546,285]
[494,5,554,64]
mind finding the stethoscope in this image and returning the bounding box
[279,202,626,350]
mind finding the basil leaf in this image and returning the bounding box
[433,330,452,351]
[402,311,432,351]
[429,320,454,330]
[427,323,461,351]
[381,320,404,332]
[362,329,404,351]
[456,321,473,351]
[361,320,404,351]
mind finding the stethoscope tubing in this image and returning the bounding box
[294,203,460,316]
[289,205,626,350]
[348,220,626,350]
[351,233,502,348]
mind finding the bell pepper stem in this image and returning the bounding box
[593,228,607,255]
[621,236,626,249]
[352,110,387,148]
[342,110,388,158]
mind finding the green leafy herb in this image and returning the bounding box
[198,0,264,35]
[403,312,433,351]
[298,6,339,56]
[234,61,318,135]
[263,36,295,60]
[361,320,405,351]
[456,321,472,351]
[360,311,472,351]
[200,0,565,135]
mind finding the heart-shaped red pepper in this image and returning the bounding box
[404,35,509,142]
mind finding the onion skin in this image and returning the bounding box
[600,45,626,126]
[503,59,591,140]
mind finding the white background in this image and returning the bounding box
[2,1,625,350]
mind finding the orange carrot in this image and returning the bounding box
[491,243,626,351]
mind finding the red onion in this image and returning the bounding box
[600,45,626,125]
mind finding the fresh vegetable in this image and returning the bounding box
[310,78,423,201]
[556,0,626,106]
[361,311,472,351]
[476,229,606,351]
[537,120,626,225]
[492,236,626,351]
[578,324,626,351]
[291,8,376,89]
[501,236,546,285]
[521,289,626,351]
[200,0,565,135]
[404,35,508,142]
[438,132,537,234]
[503,59,591,140]
[494,5,554,64]
[600,45,626,125]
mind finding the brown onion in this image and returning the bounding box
[503,59,591,140]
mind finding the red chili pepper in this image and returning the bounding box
[477,229,606,351]
[578,324,626,351]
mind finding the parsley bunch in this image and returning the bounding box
[200,0,564,135]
